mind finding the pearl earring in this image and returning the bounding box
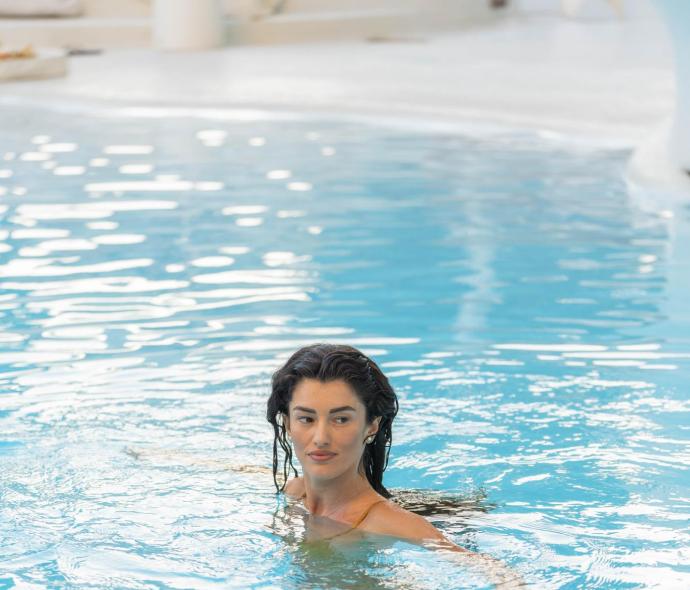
[366,435,376,444]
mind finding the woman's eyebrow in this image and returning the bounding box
[329,406,356,414]
[292,405,357,414]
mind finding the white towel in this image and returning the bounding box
[0,0,83,17]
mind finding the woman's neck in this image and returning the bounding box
[302,470,376,520]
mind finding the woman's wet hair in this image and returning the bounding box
[266,343,399,498]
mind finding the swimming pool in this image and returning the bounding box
[1,104,688,589]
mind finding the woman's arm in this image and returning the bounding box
[123,446,272,474]
[365,504,526,589]
[425,538,526,590]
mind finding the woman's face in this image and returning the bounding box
[286,378,380,483]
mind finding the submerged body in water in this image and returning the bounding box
[127,343,524,587]
[126,445,514,587]
[268,344,524,588]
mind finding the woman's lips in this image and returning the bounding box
[308,452,336,462]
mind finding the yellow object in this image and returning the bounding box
[0,44,36,60]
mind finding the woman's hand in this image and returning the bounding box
[425,538,527,589]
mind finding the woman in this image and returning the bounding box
[267,343,524,588]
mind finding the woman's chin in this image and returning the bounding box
[302,465,347,482]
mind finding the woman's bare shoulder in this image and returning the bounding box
[361,500,447,544]
[284,476,305,499]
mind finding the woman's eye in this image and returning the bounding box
[295,415,349,424]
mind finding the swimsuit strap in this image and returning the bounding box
[351,498,387,529]
[301,496,388,541]
[322,499,387,541]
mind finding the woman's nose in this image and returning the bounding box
[312,419,331,446]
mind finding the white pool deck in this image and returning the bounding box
[1,10,684,187]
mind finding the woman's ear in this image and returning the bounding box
[368,415,382,437]
[283,413,291,436]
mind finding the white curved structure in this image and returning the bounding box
[560,0,623,18]
[656,0,690,173]
[152,0,224,51]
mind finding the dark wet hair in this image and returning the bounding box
[266,343,399,499]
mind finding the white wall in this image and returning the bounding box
[80,0,497,21]
[82,0,150,17]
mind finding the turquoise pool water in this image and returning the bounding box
[0,105,689,589]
